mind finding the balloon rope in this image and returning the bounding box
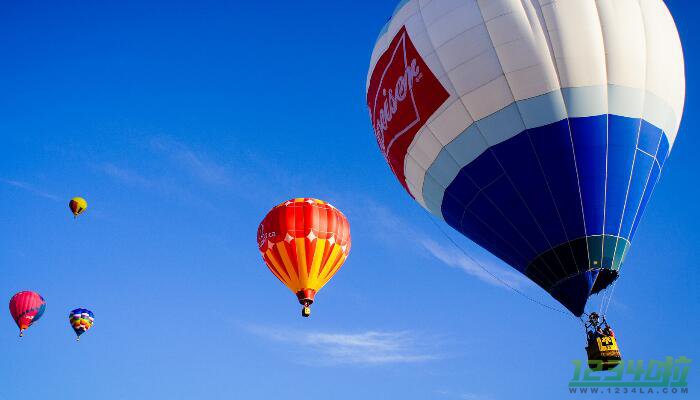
[603,280,618,316]
[597,281,610,316]
[595,275,620,317]
[425,213,574,318]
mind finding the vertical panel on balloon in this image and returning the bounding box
[603,115,640,236]
[460,210,530,274]
[639,0,686,142]
[489,129,574,270]
[538,0,608,89]
[617,120,663,239]
[619,156,656,240]
[441,169,478,229]
[656,134,670,168]
[611,238,631,272]
[629,133,668,242]
[440,169,529,272]
[442,150,535,272]
[478,178,548,269]
[460,195,533,274]
[629,161,661,242]
[286,205,299,280]
[570,116,608,237]
[637,121,663,156]
[528,119,587,243]
[35,303,45,321]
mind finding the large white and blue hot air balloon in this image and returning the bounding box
[366,0,685,316]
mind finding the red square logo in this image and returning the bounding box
[367,26,449,194]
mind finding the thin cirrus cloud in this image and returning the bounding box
[98,137,233,190]
[356,198,527,290]
[419,238,526,290]
[246,324,440,365]
[436,390,491,400]
[96,161,219,212]
[150,137,232,187]
[99,163,155,189]
[0,178,60,201]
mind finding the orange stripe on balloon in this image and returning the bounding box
[321,252,347,284]
[318,235,336,271]
[275,242,301,291]
[319,244,342,278]
[264,251,292,287]
[282,238,300,280]
[307,239,326,289]
[294,238,309,287]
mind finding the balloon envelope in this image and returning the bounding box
[69,197,88,217]
[367,0,685,316]
[9,291,46,334]
[69,308,94,338]
[257,198,351,308]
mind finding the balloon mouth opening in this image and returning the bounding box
[296,289,316,306]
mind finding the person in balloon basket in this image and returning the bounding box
[585,312,617,341]
[587,330,595,342]
[603,326,615,338]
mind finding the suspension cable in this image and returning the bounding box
[424,212,575,319]
[603,280,618,316]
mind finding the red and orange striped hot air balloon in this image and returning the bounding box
[257,198,351,317]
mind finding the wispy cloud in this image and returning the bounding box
[420,238,526,290]
[99,163,154,188]
[436,390,492,400]
[459,395,486,400]
[247,325,440,365]
[95,161,218,211]
[0,178,60,201]
[151,137,231,186]
[355,199,527,290]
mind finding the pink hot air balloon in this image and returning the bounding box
[9,291,46,337]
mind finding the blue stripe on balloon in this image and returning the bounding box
[570,116,608,236]
[603,116,640,236]
[420,86,679,218]
[529,119,586,241]
[440,114,668,277]
[630,160,661,241]
[34,303,46,322]
[494,131,568,250]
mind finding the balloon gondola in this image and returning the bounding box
[584,312,622,371]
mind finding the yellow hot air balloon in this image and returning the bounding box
[69,197,87,218]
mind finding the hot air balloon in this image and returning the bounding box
[9,291,46,337]
[69,308,94,341]
[367,0,683,322]
[69,197,88,218]
[257,198,351,317]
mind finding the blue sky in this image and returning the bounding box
[0,1,698,399]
